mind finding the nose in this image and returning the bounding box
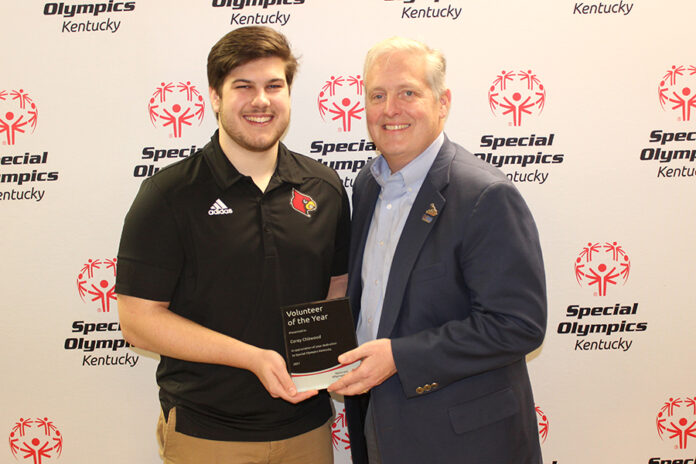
[383,95,399,117]
[251,89,270,108]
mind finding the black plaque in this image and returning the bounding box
[281,297,360,391]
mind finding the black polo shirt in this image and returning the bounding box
[116,131,350,441]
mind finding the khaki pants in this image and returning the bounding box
[156,408,333,464]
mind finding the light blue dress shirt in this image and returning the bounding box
[356,132,444,345]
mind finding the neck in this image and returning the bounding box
[219,135,278,192]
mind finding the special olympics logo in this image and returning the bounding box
[331,406,350,451]
[317,74,364,132]
[658,65,696,122]
[9,417,63,463]
[656,396,696,449]
[574,241,631,297]
[535,405,549,444]
[148,81,205,138]
[76,258,117,312]
[488,70,546,126]
[0,89,38,146]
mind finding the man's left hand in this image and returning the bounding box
[327,338,396,396]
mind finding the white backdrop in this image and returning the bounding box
[2,1,695,463]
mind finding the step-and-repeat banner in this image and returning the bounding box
[2,1,695,463]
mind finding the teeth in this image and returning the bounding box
[385,124,409,130]
[245,116,272,123]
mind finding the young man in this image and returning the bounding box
[116,26,348,464]
[328,37,547,463]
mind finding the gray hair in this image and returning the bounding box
[364,36,447,96]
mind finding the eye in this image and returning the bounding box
[403,90,414,97]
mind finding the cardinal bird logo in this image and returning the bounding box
[290,188,317,217]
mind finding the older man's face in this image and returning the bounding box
[365,51,450,172]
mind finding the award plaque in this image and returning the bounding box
[280,297,360,391]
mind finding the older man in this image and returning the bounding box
[328,37,547,464]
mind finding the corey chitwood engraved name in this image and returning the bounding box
[290,335,323,345]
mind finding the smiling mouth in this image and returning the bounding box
[384,124,410,130]
[244,115,273,124]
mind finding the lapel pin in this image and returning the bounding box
[421,203,438,223]
[425,203,438,217]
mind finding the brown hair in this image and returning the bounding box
[207,26,298,95]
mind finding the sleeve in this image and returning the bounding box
[330,181,351,277]
[391,181,547,397]
[115,179,184,301]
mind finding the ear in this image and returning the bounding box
[209,86,221,114]
[439,89,452,119]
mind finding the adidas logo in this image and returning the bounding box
[208,199,233,216]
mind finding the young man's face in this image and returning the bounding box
[209,56,291,154]
[365,51,450,171]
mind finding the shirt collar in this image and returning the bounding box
[370,131,444,189]
[204,130,304,191]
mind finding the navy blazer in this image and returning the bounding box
[345,137,547,464]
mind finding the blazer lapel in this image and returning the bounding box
[376,139,454,338]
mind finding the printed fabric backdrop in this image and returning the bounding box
[1,1,695,463]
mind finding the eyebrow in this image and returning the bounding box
[231,78,286,85]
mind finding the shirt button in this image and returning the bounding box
[378,241,384,247]
[368,317,373,323]
[386,204,392,210]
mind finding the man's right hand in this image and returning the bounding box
[248,348,319,404]
[117,294,317,404]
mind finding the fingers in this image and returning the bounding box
[337,345,365,365]
[328,361,372,395]
[284,389,319,404]
[254,349,319,403]
[274,363,298,397]
[329,339,396,396]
